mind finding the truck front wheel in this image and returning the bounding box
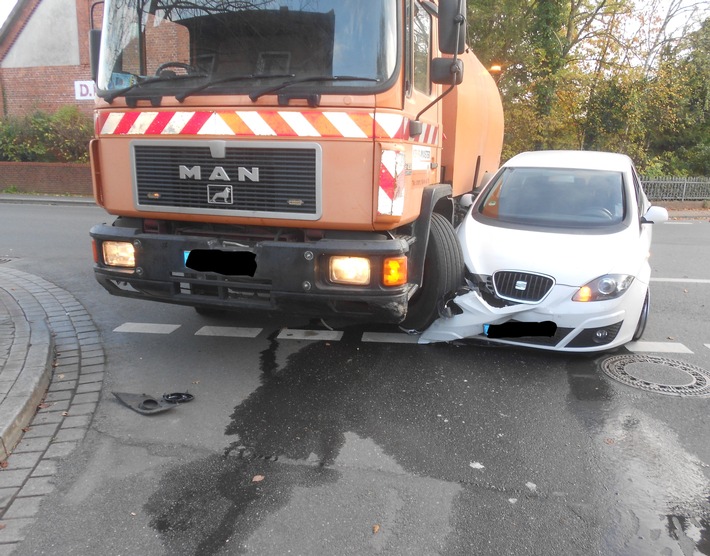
[401,212,464,331]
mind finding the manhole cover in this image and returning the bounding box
[601,355,710,397]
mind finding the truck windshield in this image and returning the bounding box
[97,0,398,99]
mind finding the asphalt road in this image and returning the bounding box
[1,203,708,555]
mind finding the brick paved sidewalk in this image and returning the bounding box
[0,267,105,552]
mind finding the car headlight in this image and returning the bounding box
[573,274,634,302]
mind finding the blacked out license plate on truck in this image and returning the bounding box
[184,250,257,277]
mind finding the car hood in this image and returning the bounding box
[459,217,642,286]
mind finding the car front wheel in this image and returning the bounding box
[632,289,650,341]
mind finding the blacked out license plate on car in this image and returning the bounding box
[484,321,557,339]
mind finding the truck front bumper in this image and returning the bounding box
[90,223,411,323]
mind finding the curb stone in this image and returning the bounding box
[0,267,105,551]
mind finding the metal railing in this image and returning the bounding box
[642,177,710,201]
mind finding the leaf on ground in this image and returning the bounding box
[373,524,380,534]
[252,475,265,483]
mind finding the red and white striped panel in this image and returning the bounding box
[97,111,438,144]
[378,150,406,217]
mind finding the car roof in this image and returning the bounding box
[502,150,633,173]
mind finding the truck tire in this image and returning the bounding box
[402,212,464,331]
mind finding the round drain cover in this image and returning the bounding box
[600,355,710,397]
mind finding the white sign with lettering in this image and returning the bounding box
[74,81,96,100]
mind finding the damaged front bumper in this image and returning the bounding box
[91,222,411,322]
[419,285,635,352]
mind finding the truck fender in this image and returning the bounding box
[408,184,454,287]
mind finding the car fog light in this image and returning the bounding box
[102,241,136,268]
[595,329,609,342]
[329,256,371,285]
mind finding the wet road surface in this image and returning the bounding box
[13,323,710,555]
[2,204,708,555]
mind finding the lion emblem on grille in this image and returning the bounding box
[208,185,233,204]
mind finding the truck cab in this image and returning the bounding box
[89,0,503,329]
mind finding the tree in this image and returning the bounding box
[466,0,710,175]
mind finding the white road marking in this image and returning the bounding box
[113,322,181,334]
[705,344,710,351]
[651,278,710,284]
[625,341,694,354]
[111,323,703,353]
[195,326,262,338]
[361,332,420,344]
[277,328,343,341]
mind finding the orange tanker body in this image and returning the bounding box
[88,0,503,330]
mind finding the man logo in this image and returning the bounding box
[208,185,233,204]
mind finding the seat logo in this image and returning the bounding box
[515,280,528,291]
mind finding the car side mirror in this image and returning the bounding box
[640,205,669,224]
[460,193,474,209]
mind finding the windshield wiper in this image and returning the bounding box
[175,73,295,102]
[249,75,380,102]
[103,73,208,103]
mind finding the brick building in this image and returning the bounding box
[0,0,97,117]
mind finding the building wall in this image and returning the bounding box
[0,0,95,117]
[2,0,79,67]
[0,161,92,195]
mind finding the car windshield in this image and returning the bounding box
[97,0,398,98]
[477,167,626,228]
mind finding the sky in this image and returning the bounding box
[0,0,18,29]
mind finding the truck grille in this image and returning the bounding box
[132,140,321,220]
[492,271,554,304]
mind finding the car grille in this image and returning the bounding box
[132,141,320,220]
[492,271,554,304]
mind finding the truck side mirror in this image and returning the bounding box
[89,29,101,83]
[438,0,466,55]
[431,58,463,85]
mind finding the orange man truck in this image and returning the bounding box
[89,0,504,330]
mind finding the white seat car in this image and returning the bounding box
[420,150,669,351]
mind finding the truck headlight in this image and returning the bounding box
[329,256,370,285]
[102,241,136,268]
